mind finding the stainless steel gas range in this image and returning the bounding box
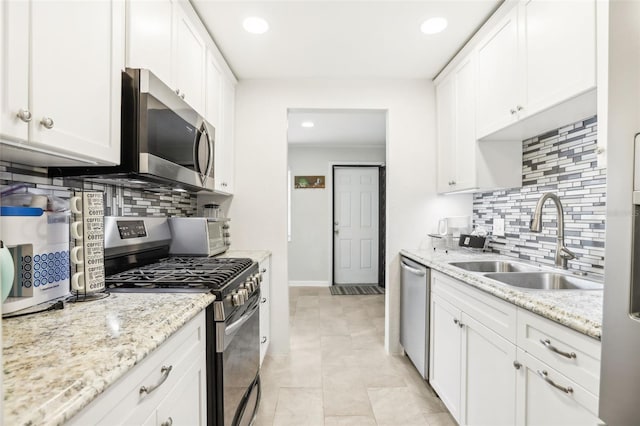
[104,217,262,426]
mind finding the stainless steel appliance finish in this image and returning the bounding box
[449,260,539,273]
[169,217,230,257]
[400,256,430,379]
[50,69,215,192]
[484,272,603,291]
[102,216,261,426]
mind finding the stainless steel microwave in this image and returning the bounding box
[50,68,215,192]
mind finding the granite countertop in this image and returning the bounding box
[219,249,271,264]
[401,249,603,340]
[2,292,216,426]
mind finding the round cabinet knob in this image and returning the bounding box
[261,297,267,304]
[180,93,185,100]
[175,88,181,95]
[517,105,524,111]
[40,116,54,129]
[510,108,517,115]
[16,109,32,122]
[160,417,173,426]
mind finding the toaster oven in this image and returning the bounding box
[168,217,230,256]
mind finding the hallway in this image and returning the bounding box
[255,287,456,426]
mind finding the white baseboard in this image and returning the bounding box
[289,280,330,287]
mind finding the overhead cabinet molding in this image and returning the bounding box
[0,0,124,166]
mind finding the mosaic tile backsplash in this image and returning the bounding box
[0,162,197,217]
[473,116,605,275]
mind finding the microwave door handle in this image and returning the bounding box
[193,129,203,183]
[203,122,214,183]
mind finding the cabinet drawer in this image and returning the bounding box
[432,271,517,343]
[517,308,601,395]
[69,310,206,425]
[517,349,600,422]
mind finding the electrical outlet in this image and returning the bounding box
[493,217,505,237]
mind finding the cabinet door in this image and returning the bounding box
[215,77,235,193]
[30,0,123,165]
[156,355,207,426]
[429,293,462,421]
[0,0,29,142]
[173,3,205,113]
[205,52,223,129]
[259,257,271,365]
[461,313,517,426]
[515,349,600,426]
[476,7,520,139]
[453,54,477,191]
[126,0,173,86]
[436,75,455,193]
[523,0,596,118]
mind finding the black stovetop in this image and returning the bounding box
[106,257,254,294]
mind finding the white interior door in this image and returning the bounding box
[333,167,379,284]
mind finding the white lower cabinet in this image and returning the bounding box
[259,256,272,365]
[69,310,207,425]
[515,349,599,426]
[461,313,517,426]
[429,271,602,426]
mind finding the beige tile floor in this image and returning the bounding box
[255,287,457,426]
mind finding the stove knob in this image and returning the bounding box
[231,293,243,307]
[238,288,249,301]
[243,280,254,293]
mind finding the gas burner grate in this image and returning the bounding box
[106,257,254,290]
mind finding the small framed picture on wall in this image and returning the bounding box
[294,175,325,189]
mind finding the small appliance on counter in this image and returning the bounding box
[0,207,70,314]
[428,216,471,251]
[168,217,231,256]
[69,191,106,299]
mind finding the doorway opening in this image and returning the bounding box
[332,165,386,287]
[286,108,387,289]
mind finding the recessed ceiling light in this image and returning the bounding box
[301,121,314,128]
[421,17,448,35]
[243,16,269,34]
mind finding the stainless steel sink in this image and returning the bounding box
[449,260,539,273]
[484,272,603,291]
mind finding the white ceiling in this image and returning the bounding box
[191,0,501,80]
[288,109,386,147]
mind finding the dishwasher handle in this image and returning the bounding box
[401,260,426,277]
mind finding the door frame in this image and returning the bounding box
[329,162,386,286]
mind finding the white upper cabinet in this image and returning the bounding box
[1,0,123,166]
[205,52,223,130]
[214,77,235,194]
[436,53,521,194]
[522,0,596,118]
[173,3,206,113]
[127,0,206,113]
[476,7,521,139]
[126,0,173,85]
[475,0,597,140]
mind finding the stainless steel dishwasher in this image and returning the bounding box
[400,256,430,379]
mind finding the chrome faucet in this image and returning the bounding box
[529,192,576,269]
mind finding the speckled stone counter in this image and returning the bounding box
[2,292,215,426]
[401,249,603,340]
[219,250,271,264]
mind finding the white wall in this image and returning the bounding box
[230,78,472,355]
[288,146,386,284]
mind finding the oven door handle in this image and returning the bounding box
[225,301,260,336]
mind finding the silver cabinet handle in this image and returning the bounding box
[453,318,464,328]
[160,417,173,426]
[261,336,267,344]
[261,297,267,303]
[540,339,576,359]
[537,370,573,394]
[17,109,32,122]
[139,365,173,395]
[513,361,522,370]
[510,108,517,115]
[517,105,524,111]
[175,88,180,95]
[261,268,267,273]
[180,93,185,100]
[40,117,54,129]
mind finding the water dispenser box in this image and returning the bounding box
[1,212,70,314]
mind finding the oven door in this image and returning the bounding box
[216,294,261,426]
